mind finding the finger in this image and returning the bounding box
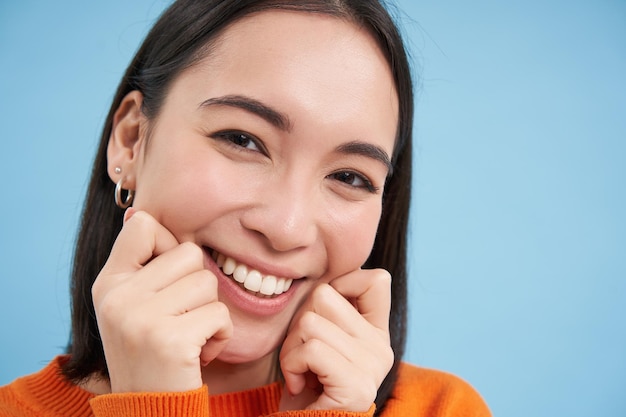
[149,269,218,315]
[329,269,392,331]
[106,210,179,274]
[130,241,204,292]
[294,284,376,340]
[123,206,137,224]
[106,301,232,392]
[281,339,335,396]
[153,302,232,365]
[281,310,359,363]
[180,303,233,365]
[281,307,391,391]
[281,340,361,409]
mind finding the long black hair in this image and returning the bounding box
[62,1,413,413]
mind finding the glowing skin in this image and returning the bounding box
[99,10,398,406]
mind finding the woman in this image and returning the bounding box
[0,0,490,415]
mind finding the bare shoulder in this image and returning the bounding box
[380,362,492,417]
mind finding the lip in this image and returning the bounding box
[202,247,300,317]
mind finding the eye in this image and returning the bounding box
[329,171,378,193]
[212,130,266,154]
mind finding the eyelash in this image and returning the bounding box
[328,171,379,193]
[210,130,378,193]
[211,130,267,155]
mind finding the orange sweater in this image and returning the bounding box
[0,356,490,417]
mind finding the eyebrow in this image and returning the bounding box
[337,141,393,176]
[198,94,292,132]
[199,95,392,175]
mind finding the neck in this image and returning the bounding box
[80,351,280,396]
[202,351,279,394]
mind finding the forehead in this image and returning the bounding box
[169,10,398,152]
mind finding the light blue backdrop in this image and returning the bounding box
[1,1,624,416]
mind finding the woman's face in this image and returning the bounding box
[118,11,398,364]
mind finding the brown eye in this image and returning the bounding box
[224,132,258,150]
[329,171,377,193]
[230,133,253,148]
[212,130,266,154]
[334,172,360,185]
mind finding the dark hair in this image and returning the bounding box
[62,0,413,413]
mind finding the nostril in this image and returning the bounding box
[239,199,318,253]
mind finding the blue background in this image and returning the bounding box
[1,1,624,416]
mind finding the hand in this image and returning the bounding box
[91,209,233,393]
[279,269,394,412]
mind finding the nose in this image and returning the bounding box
[240,177,319,253]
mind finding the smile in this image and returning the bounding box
[211,251,293,297]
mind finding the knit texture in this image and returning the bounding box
[0,356,490,416]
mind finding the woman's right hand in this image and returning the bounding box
[91,209,233,393]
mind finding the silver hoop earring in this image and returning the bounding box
[115,177,134,209]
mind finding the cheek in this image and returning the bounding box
[133,150,244,235]
[325,201,382,276]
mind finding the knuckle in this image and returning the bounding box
[382,346,395,372]
[92,272,121,303]
[179,240,199,253]
[95,288,125,320]
[179,241,203,266]
[191,271,216,294]
[311,283,335,308]
[126,209,151,231]
[309,283,324,300]
[313,282,333,297]
[91,277,105,301]
[212,301,230,319]
[304,338,325,356]
[132,209,152,224]
[212,302,234,337]
[299,310,319,330]
[373,268,392,285]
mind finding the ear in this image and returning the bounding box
[107,90,148,190]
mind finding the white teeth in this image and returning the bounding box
[275,278,285,295]
[214,252,295,297]
[222,257,236,276]
[260,275,277,296]
[243,270,263,292]
[233,264,248,283]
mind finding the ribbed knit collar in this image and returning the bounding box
[12,356,282,417]
[13,356,94,417]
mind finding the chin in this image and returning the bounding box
[216,325,285,364]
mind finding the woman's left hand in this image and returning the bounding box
[278,268,394,412]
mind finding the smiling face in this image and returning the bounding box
[108,11,398,366]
